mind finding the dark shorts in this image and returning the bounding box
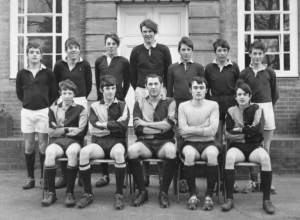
[92,135,126,159]
[182,140,216,156]
[138,138,176,158]
[229,142,262,161]
[211,95,236,120]
[49,137,80,152]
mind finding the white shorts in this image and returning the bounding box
[56,96,88,110]
[21,108,49,134]
[253,102,276,130]
[134,87,167,101]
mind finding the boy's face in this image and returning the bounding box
[61,89,75,105]
[179,43,193,62]
[235,88,251,106]
[65,44,80,61]
[145,77,162,98]
[215,46,229,63]
[105,37,118,57]
[141,26,156,45]
[189,81,207,101]
[27,48,42,64]
[102,85,116,101]
[249,48,265,65]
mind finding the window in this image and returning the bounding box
[238,0,298,77]
[10,0,69,78]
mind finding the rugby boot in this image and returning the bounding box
[115,194,125,210]
[41,192,57,206]
[144,176,150,187]
[179,179,188,193]
[233,183,240,193]
[222,199,234,211]
[65,193,76,207]
[77,193,93,208]
[55,176,67,189]
[132,190,148,207]
[203,196,214,211]
[159,191,170,208]
[95,175,110,187]
[263,200,275,214]
[187,195,199,210]
[243,181,259,194]
[23,178,35,190]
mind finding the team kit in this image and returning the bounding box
[16,19,278,214]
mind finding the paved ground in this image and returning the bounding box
[0,170,299,220]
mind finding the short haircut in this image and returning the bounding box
[213,38,230,53]
[65,37,81,50]
[189,76,208,88]
[235,79,252,96]
[145,73,163,85]
[140,19,158,34]
[249,40,266,53]
[100,75,117,90]
[59,79,77,94]
[178,37,194,52]
[26,43,43,54]
[105,32,120,47]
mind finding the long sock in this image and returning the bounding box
[39,153,45,179]
[45,165,57,194]
[224,169,235,200]
[101,163,109,176]
[115,167,126,195]
[60,161,68,180]
[161,158,177,194]
[25,152,35,179]
[205,164,218,197]
[80,163,92,194]
[184,165,196,196]
[261,171,272,201]
[180,162,186,180]
[66,165,78,194]
[128,158,145,192]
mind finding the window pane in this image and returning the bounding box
[18,37,24,54]
[254,14,280,30]
[56,36,62,53]
[245,0,251,11]
[284,14,289,31]
[56,17,62,33]
[284,54,290,70]
[28,0,53,13]
[245,35,251,52]
[284,34,290,52]
[18,17,24,33]
[56,0,62,13]
[283,0,290,11]
[254,35,279,52]
[245,53,251,68]
[28,37,53,53]
[18,55,24,70]
[263,55,280,70]
[254,0,280,11]
[27,16,53,33]
[56,55,62,62]
[42,55,53,69]
[18,0,24,14]
[245,15,251,31]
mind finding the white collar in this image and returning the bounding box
[212,59,233,66]
[178,59,194,65]
[249,63,267,71]
[26,63,47,70]
[103,52,120,58]
[144,41,157,49]
[62,56,83,63]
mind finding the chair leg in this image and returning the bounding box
[125,164,129,203]
[217,165,220,205]
[42,165,45,199]
[177,162,181,203]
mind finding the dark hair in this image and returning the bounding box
[249,40,266,53]
[59,79,77,94]
[100,75,117,91]
[178,37,194,52]
[140,19,158,34]
[65,37,81,50]
[105,32,120,47]
[26,43,43,54]
[213,38,230,53]
[189,76,208,88]
[145,73,163,85]
[235,79,252,96]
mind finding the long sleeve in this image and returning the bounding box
[133,100,144,136]
[130,49,138,90]
[16,72,23,102]
[242,106,263,136]
[67,108,88,137]
[95,58,102,101]
[48,70,58,106]
[107,104,130,133]
[163,47,172,86]
[167,66,174,97]
[123,59,130,98]
[53,63,61,96]
[89,107,110,137]
[202,103,219,137]
[204,66,211,100]
[85,62,93,98]
[225,112,245,141]
[268,68,279,106]
[48,108,65,137]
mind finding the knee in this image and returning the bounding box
[225,154,236,167]
[45,149,56,164]
[113,148,125,159]
[128,145,139,158]
[79,149,90,161]
[207,149,218,162]
[25,141,35,153]
[260,155,271,169]
[165,146,176,159]
[184,151,196,164]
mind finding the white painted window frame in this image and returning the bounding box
[237,0,298,77]
[10,0,69,78]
